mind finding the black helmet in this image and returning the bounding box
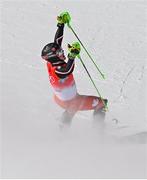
[41,42,60,61]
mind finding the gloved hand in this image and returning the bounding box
[57,11,71,24]
[68,42,81,59]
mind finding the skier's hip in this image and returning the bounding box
[54,94,104,113]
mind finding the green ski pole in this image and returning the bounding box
[77,55,108,110]
[68,23,105,79]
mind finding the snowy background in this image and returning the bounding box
[0,0,147,178]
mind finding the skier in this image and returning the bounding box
[41,12,108,129]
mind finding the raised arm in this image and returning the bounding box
[54,23,64,47]
[54,12,71,47]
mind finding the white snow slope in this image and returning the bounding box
[1,0,147,178]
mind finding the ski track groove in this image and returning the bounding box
[119,66,135,98]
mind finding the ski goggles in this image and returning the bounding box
[55,48,65,60]
[56,48,64,57]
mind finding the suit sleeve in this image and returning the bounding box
[55,58,75,79]
[54,24,64,47]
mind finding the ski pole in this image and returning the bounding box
[77,55,108,110]
[68,23,105,79]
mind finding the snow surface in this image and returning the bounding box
[0,0,147,178]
